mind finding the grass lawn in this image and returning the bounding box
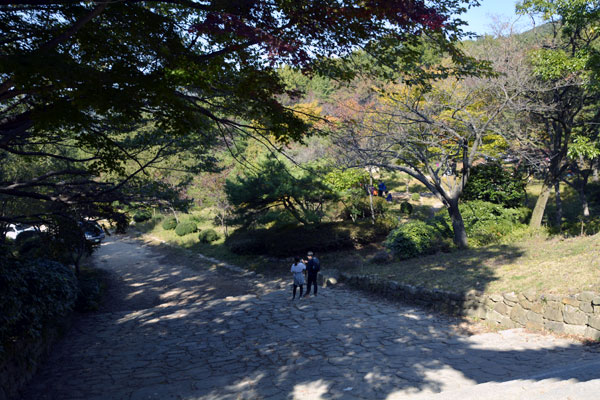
[325,232,600,296]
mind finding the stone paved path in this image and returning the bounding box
[21,235,600,399]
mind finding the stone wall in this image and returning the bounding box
[336,271,600,340]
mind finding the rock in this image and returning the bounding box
[465,289,483,299]
[588,315,600,331]
[544,320,565,334]
[326,277,338,287]
[510,304,528,325]
[579,291,596,302]
[544,294,562,302]
[594,305,600,315]
[525,321,544,331]
[526,311,543,324]
[489,294,503,302]
[523,289,537,302]
[584,326,600,340]
[580,301,594,313]
[503,292,519,303]
[543,302,563,322]
[562,305,588,326]
[562,296,579,307]
[593,296,600,306]
[530,302,543,314]
[494,302,512,316]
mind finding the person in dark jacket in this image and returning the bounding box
[304,251,320,297]
[377,181,387,196]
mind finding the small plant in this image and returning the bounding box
[385,220,437,259]
[133,210,152,223]
[199,229,219,243]
[411,193,421,202]
[400,201,413,215]
[175,221,197,236]
[162,217,177,230]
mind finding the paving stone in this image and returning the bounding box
[19,236,599,400]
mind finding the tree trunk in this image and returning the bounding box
[368,173,375,224]
[530,182,551,229]
[553,180,563,228]
[447,198,468,248]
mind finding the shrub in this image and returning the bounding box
[226,221,387,257]
[133,210,152,223]
[0,258,78,356]
[411,193,421,202]
[385,220,438,259]
[199,229,219,243]
[162,217,177,230]
[175,221,197,236]
[400,201,413,215]
[462,162,526,208]
[438,200,531,246]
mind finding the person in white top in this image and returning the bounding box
[290,256,306,300]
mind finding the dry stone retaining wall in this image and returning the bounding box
[336,271,600,340]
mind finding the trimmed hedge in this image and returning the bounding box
[175,221,197,236]
[162,217,177,230]
[133,210,152,223]
[462,162,526,208]
[0,258,78,356]
[385,220,438,259]
[199,229,219,243]
[226,221,389,257]
[400,201,413,215]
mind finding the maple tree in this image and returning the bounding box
[0,0,480,229]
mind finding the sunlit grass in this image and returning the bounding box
[330,231,600,295]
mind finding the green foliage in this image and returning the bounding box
[324,169,369,192]
[411,193,421,201]
[0,258,78,356]
[226,222,388,257]
[462,162,527,208]
[385,220,440,259]
[400,201,413,215]
[133,210,152,223]
[340,191,391,222]
[440,201,531,246]
[162,218,177,230]
[175,221,197,237]
[199,229,219,243]
[226,158,336,226]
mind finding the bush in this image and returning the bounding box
[411,193,420,202]
[400,201,413,215]
[162,217,177,230]
[226,221,387,257]
[462,162,526,208]
[438,200,531,246]
[175,221,197,236]
[133,210,152,223]
[199,229,219,243]
[0,258,78,356]
[385,220,438,259]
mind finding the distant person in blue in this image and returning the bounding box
[304,251,320,298]
[378,181,387,197]
[386,192,393,202]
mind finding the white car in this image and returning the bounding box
[5,224,36,240]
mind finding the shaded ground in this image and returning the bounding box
[20,235,600,399]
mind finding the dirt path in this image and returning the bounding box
[20,235,600,399]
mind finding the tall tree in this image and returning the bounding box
[516,0,600,228]
[1,0,482,228]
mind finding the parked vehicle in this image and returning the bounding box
[80,221,105,244]
[5,224,36,240]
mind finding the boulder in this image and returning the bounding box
[543,302,563,322]
[544,320,565,334]
[510,304,528,325]
[562,305,588,326]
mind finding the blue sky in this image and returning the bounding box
[459,0,540,36]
